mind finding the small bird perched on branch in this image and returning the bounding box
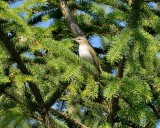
[73,36,101,73]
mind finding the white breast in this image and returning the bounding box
[79,44,94,64]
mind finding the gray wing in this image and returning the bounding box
[88,45,101,73]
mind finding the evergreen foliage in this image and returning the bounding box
[0,0,160,127]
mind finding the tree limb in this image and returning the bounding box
[117,58,125,78]
[147,84,160,119]
[45,82,69,109]
[148,103,160,119]
[60,0,84,36]
[3,90,24,105]
[50,108,88,128]
[107,58,125,125]
[0,30,44,107]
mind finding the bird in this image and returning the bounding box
[73,36,101,73]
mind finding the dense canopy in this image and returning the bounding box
[0,0,160,128]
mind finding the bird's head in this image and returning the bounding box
[73,36,88,44]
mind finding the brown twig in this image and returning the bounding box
[60,0,84,36]
[50,108,88,128]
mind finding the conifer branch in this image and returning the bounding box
[148,103,160,119]
[107,97,119,126]
[3,90,24,105]
[45,82,68,109]
[0,30,44,107]
[117,58,125,78]
[3,89,39,115]
[108,59,125,125]
[0,29,53,128]
[60,0,84,36]
[50,108,88,128]
[42,112,53,128]
[31,114,43,122]
[147,84,160,119]
[0,0,158,127]
[115,117,141,128]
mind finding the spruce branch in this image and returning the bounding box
[0,30,44,107]
[60,0,84,36]
[45,82,69,109]
[147,84,160,119]
[117,58,125,78]
[3,90,24,105]
[115,117,141,128]
[50,108,88,128]
[0,29,53,128]
[148,103,160,119]
[108,59,125,125]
